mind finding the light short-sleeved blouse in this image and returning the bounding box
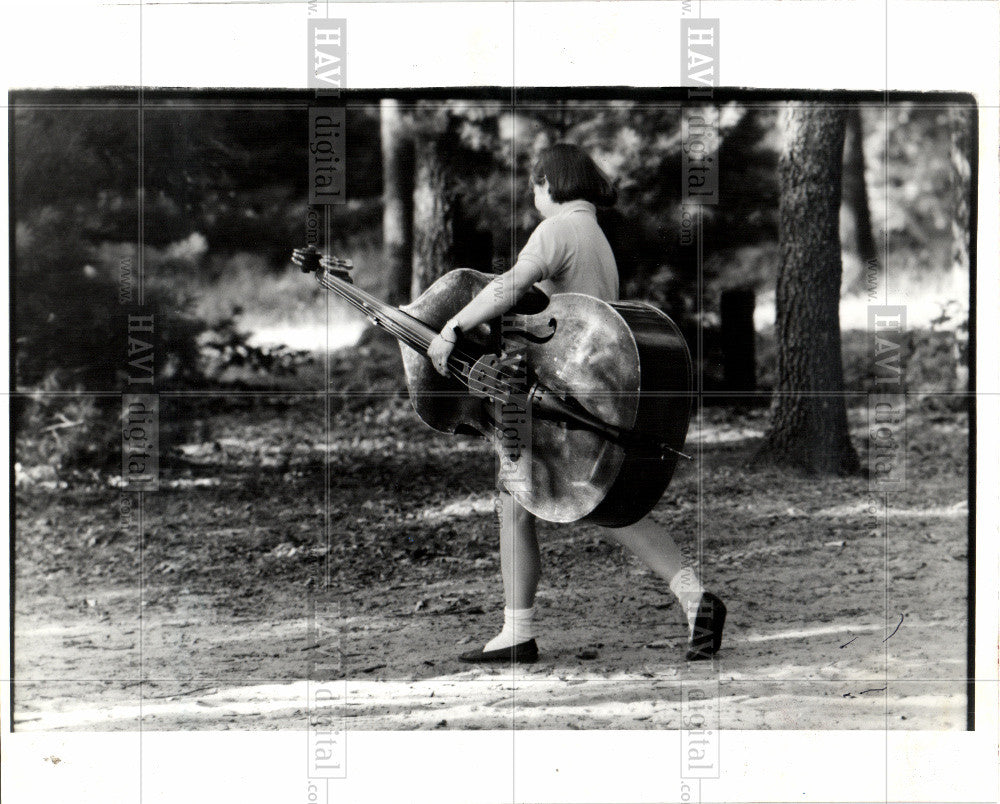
[514,200,619,303]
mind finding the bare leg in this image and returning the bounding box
[497,491,541,609]
[602,515,707,637]
[604,516,725,660]
[460,492,541,656]
[602,516,686,584]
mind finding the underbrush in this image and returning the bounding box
[744,326,966,400]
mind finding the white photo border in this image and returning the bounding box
[2,1,997,803]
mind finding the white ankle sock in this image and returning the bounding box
[669,567,705,634]
[482,606,535,651]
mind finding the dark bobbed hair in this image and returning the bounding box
[530,143,618,207]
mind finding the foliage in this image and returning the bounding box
[753,325,967,403]
[14,208,204,392]
[13,106,139,214]
[867,104,964,268]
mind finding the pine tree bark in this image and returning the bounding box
[754,103,859,474]
[380,99,414,305]
[842,106,880,272]
[411,131,456,298]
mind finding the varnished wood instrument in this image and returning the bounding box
[292,246,692,528]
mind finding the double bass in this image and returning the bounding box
[292,246,692,528]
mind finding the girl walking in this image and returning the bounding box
[427,143,725,662]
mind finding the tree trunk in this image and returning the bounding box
[411,132,456,298]
[754,103,859,475]
[720,288,756,400]
[380,99,414,305]
[842,106,879,273]
[452,198,493,272]
[948,104,973,390]
[948,105,973,279]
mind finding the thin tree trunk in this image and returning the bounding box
[842,106,879,272]
[720,288,756,400]
[948,104,973,390]
[754,103,859,475]
[380,99,414,305]
[949,105,973,279]
[411,132,456,298]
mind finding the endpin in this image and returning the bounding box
[660,444,693,461]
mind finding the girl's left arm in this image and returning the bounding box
[426,261,544,376]
[447,262,544,335]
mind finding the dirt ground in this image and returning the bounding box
[13,402,969,731]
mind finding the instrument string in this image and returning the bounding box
[318,268,599,405]
[318,272,523,401]
[320,276,524,400]
[316,265,691,473]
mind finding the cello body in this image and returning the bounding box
[399,269,692,528]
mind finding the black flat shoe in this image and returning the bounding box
[686,592,726,661]
[459,638,539,664]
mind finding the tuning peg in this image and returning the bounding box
[321,256,354,272]
[292,245,323,273]
[318,255,354,284]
